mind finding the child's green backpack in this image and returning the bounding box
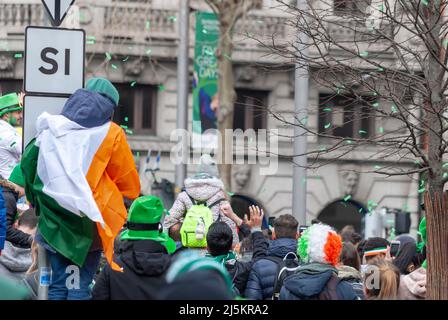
[180,194,224,248]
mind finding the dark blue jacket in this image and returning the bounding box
[0,187,6,252]
[244,238,297,300]
[279,264,357,300]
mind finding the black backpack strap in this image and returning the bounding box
[262,256,284,300]
[318,272,341,300]
[185,192,197,206]
[207,198,226,222]
[208,198,225,210]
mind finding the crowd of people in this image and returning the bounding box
[0,79,428,300]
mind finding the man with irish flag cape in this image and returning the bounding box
[21,78,140,300]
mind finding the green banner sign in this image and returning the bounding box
[192,12,219,148]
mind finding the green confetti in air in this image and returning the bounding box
[136,151,140,159]
[168,16,177,22]
[420,180,425,187]
[379,4,385,12]
[372,102,379,108]
[391,104,398,113]
[377,67,384,72]
[159,85,165,91]
[105,52,112,61]
[126,129,134,135]
[378,127,384,134]
[320,147,326,152]
[300,116,308,125]
[130,81,137,87]
[223,53,232,61]
[146,20,151,30]
[422,0,428,5]
[120,125,128,129]
[372,92,378,96]
[202,29,208,34]
[124,117,129,122]
[390,227,396,240]
[374,165,382,170]
[227,192,235,197]
[14,53,22,59]
[443,39,448,48]
[345,140,353,144]
[86,36,96,44]
[415,159,421,165]
[443,162,448,168]
[122,56,129,62]
[323,108,332,112]
[324,123,331,129]
[360,51,369,57]
[344,195,352,202]
[358,208,363,213]
[111,64,118,70]
[146,48,152,55]
[443,172,448,178]
[359,130,367,135]
[418,187,426,193]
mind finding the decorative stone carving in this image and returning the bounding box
[339,168,360,196]
[0,54,15,78]
[233,164,252,192]
[125,59,145,76]
[236,66,258,83]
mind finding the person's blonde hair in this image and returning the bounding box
[26,240,38,275]
[364,260,400,300]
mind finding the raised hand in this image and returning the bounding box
[244,205,264,229]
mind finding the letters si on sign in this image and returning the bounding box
[24,26,85,96]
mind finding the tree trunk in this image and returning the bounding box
[423,190,448,300]
[217,20,236,191]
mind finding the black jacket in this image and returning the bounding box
[224,230,268,295]
[3,189,32,248]
[92,239,171,300]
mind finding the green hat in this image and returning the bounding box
[120,195,176,254]
[8,164,24,187]
[0,93,22,117]
[0,277,29,300]
[86,77,120,106]
[165,250,233,292]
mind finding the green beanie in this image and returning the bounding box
[86,77,120,106]
[0,93,22,117]
[8,164,24,187]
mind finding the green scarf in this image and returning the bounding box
[295,262,338,275]
[206,251,237,265]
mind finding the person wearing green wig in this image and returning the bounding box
[397,216,427,299]
[92,195,176,300]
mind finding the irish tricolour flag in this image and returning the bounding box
[22,112,140,271]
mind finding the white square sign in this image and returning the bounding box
[23,95,68,147]
[25,26,85,96]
